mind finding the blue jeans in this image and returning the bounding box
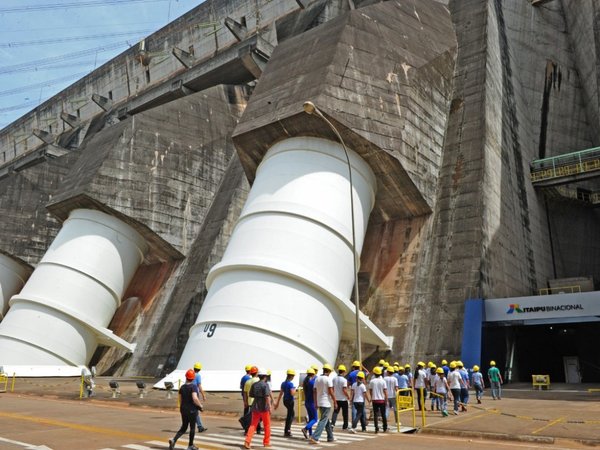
[304,401,318,434]
[195,412,204,429]
[312,406,333,441]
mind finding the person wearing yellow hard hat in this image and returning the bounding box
[441,359,450,377]
[414,362,427,412]
[471,365,484,404]
[488,360,503,400]
[308,364,337,444]
[192,362,208,433]
[331,364,351,431]
[240,365,253,412]
[241,366,260,434]
[456,361,469,412]
[404,363,413,388]
[369,366,388,432]
[349,371,369,433]
[432,367,450,417]
[427,363,439,411]
[168,368,204,450]
[447,361,464,415]
[301,368,318,440]
[384,365,399,424]
[274,369,297,437]
[395,365,410,396]
[347,360,362,425]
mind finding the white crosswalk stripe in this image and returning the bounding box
[109,422,386,450]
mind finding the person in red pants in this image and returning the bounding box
[244,368,272,449]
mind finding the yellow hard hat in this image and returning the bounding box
[373,366,383,375]
[193,362,202,370]
[417,361,425,367]
[449,361,457,369]
[398,366,405,371]
[457,361,464,367]
[430,363,437,369]
[404,364,411,369]
[378,359,385,365]
[323,363,333,372]
[393,361,400,366]
[427,361,434,368]
[436,367,444,374]
[352,360,361,367]
[338,364,347,372]
[383,362,390,367]
[267,370,272,376]
[387,366,395,373]
[473,365,479,372]
[357,371,365,379]
[287,369,296,376]
[245,364,252,371]
[490,360,496,366]
[311,364,319,371]
[306,368,316,375]
[441,359,448,365]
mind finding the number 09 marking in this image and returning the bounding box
[203,323,217,338]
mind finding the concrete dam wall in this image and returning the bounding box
[0,0,598,384]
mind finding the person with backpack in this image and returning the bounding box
[169,369,204,450]
[244,368,272,449]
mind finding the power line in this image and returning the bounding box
[0,72,89,97]
[0,30,153,48]
[0,0,170,14]
[0,60,111,75]
[0,41,133,75]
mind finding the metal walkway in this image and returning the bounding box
[530,146,600,187]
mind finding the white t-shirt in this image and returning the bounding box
[447,370,462,390]
[433,376,447,394]
[351,382,367,403]
[369,376,387,401]
[315,374,333,407]
[332,375,348,401]
[414,369,427,388]
[384,375,398,397]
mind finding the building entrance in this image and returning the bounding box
[482,322,600,383]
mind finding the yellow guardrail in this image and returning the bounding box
[296,387,304,424]
[0,373,15,393]
[395,388,420,430]
[538,285,581,295]
[532,374,550,390]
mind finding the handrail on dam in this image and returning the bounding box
[530,146,600,183]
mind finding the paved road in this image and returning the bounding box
[0,395,589,450]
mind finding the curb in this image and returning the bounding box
[419,427,555,444]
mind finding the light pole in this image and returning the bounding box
[302,101,362,365]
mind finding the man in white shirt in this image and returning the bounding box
[331,364,351,430]
[368,366,388,432]
[384,367,398,422]
[309,364,337,444]
[447,362,464,415]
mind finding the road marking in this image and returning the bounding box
[0,411,164,442]
[146,440,235,450]
[531,416,565,435]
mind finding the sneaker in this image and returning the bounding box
[301,428,308,439]
[477,399,482,404]
[168,439,174,450]
[264,445,273,448]
[348,428,356,434]
[309,438,319,445]
[327,438,336,442]
[453,411,458,415]
[244,443,251,450]
[197,426,207,433]
[188,446,199,450]
[284,432,292,438]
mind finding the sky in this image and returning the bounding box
[0,0,203,130]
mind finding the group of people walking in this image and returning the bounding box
[169,358,503,449]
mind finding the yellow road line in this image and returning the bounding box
[531,416,564,435]
[0,411,232,450]
[445,410,496,425]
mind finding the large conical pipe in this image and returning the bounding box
[0,209,147,376]
[165,136,378,390]
[0,253,32,321]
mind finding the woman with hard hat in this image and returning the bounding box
[169,368,204,450]
[471,365,484,404]
[274,369,297,437]
[301,368,318,439]
[349,371,370,433]
[413,362,427,411]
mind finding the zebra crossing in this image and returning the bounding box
[98,423,392,450]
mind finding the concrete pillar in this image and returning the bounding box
[0,253,31,321]
[0,209,147,376]
[168,136,376,389]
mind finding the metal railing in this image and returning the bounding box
[538,285,582,295]
[530,146,600,183]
